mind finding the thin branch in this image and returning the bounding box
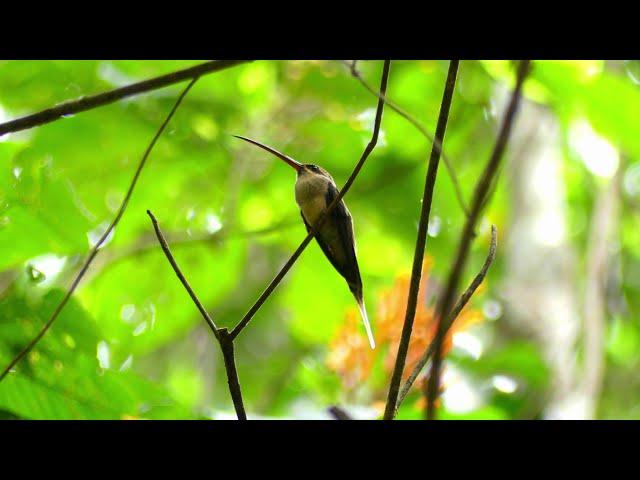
[396,224,497,411]
[426,60,531,420]
[383,60,459,420]
[0,60,249,137]
[147,211,246,419]
[345,60,470,218]
[147,210,220,341]
[0,78,200,382]
[228,60,392,341]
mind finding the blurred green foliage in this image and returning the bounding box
[0,60,639,419]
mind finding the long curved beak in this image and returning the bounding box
[233,135,303,172]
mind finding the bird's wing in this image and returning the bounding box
[323,183,363,300]
[301,208,344,273]
[303,184,371,347]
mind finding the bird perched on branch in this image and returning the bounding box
[233,135,375,349]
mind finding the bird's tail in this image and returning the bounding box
[356,298,376,350]
[349,279,375,349]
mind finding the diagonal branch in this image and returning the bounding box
[426,60,531,420]
[147,211,220,341]
[396,224,497,411]
[345,60,470,218]
[0,77,200,382]
[383,60,460,420]
[147,210,246,420]
[228,59,391,341]
[0,60,249,137]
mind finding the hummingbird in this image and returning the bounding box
[233,135,375,349]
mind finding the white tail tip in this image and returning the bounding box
[357,300,376,349]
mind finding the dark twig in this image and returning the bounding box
[218,329,247,419]
[396,225,497,411]
[0,60,249,137]
[328,406,353,420]
[228,60,391,341]
[383,60,459,420]
[0,78,200,382]
[147,211,246,419]
[426,60,531,420]
[345,60,470,218]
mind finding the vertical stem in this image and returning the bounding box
[383,60,459,420]
[218,328,247,420]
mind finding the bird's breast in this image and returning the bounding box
[295,174,330,225]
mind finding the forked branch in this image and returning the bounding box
[144,60,392,419]
[148,210,246,420]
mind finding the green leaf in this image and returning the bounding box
[0,286,191,419]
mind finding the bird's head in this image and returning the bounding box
[299,163,333,181]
